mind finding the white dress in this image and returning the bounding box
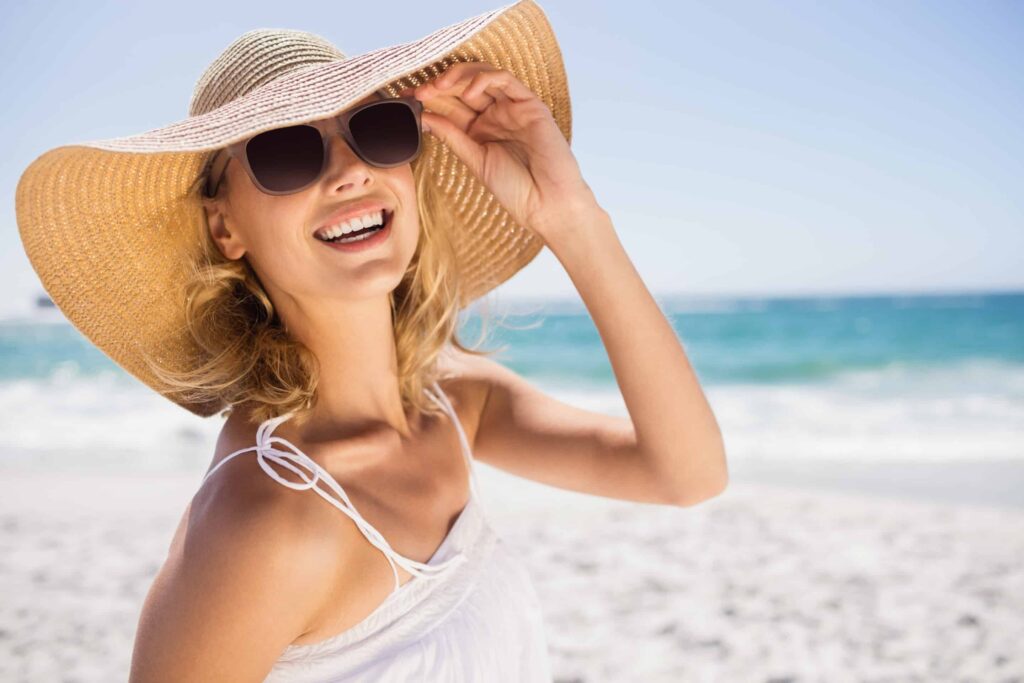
[197,380,552,682]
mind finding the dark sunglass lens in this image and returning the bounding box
[245,125,324,192]
[349,101,419,166]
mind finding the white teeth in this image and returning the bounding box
[318,210,385,240]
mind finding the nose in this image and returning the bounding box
[320,128,375,194]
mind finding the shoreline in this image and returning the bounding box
[3,455,1022,514]
[730,456,1024,511]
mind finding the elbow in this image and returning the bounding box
[667,472,728,507]
[664,444,729,508]
[703,468,730,502]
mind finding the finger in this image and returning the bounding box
[463,69,537,103]
[430,65,506,116]
[421,110,484,179]
[434,61,497,91]
[420,83,492,118]
[452,73,498,114]
[417,84,479,129]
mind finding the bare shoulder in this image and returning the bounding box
[439,345,521,382]
[437,346,533,412]
[435,347,507,440]
[436,346,509,393]
[130,437,355,681]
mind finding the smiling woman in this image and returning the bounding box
[15,0,726,680]
[16,1,578,680]
[162,87,458,427]
[167,85,438,425]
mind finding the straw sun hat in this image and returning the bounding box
[14,0,571,418]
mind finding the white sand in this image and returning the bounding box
[1,464,1022,682]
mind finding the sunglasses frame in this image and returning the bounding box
[204,94,424,197]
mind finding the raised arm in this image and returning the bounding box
[537,207,729,506]
[447,209,728,508]
[453,336,726,508]
[412,62,728,508]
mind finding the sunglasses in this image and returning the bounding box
[204,94,424,197]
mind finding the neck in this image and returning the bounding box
[277,292,413,443]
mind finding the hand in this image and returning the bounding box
[399,62,602,244]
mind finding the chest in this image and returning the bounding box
[184,385,483,646]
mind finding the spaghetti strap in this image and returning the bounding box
[197,388,473,594]
[423,379,483,502]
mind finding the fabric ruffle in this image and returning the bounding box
[264,514,552,682]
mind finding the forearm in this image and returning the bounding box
[543,207,728,502]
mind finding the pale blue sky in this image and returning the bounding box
[3,0,1021,316]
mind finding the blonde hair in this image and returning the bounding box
[146,142,506,427]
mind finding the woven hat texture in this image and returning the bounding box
[14,0,571,417]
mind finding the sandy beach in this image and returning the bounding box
[2,460,1022,682]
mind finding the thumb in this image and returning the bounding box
[422,111,484,179]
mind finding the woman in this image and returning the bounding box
[16,2,727,680]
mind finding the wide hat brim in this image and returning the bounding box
[14,0,571,418]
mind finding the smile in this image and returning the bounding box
[316,210,393,253]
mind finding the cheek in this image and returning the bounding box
[236,199,309,274]
[396,205,421,258]
[247,192,306,243]
[394,169,420,238]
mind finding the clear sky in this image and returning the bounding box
[3,0,1021,316]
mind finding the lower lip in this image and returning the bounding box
[317,213,392,253]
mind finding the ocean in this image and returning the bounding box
[3,292,1024,683]
[2,291,1022,480]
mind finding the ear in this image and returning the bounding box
[201,197,246,260]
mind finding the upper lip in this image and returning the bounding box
[313,199,391,238]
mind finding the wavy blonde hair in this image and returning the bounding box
[145,139,507,427]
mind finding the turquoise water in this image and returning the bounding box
[485,292,1022,384]
[6,292,1021,386]
[1,291,1021,470]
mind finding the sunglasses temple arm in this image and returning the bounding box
[204,149,232,198]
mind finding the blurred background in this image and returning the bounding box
[2,1,1022,681]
